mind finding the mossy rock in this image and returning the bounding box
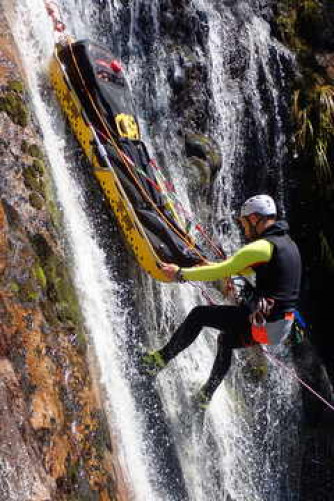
[21,139,29,153]
[1,200,21,229]
[27,143,44,159]
[30,233,53,263]
[32,263,47,289]
[0,92,29,127]
[8,80,25,94]
[9,281,20,293]
[29,192,44,210]
[185,133,221,173]
[55,299,81,325]
[18,279,40,303]
[23,165,46,196]
[40,300,60,327]
[32,158,45,176]
[186,156,211,187]
[44,255,82,325]
[47,199,62,229]
[23,168,41,192]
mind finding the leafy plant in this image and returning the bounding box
[293,81,334,182]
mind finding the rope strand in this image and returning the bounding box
[263,347,334,413]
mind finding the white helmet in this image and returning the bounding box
[240,194,277,218]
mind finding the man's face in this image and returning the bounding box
[239,217,251,241]
[239,215,258,241]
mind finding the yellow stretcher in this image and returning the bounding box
[49,44,172,281]
[49,41,204,281]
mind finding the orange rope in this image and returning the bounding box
[195,224,226,259]
[67,42,208,263]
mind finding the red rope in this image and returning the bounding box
[263,347,334,412]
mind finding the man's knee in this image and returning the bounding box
[217,330,234,349]
[188,305,208,320]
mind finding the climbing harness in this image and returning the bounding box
[189,281,334,414]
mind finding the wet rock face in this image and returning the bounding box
[0,7,126,501]
[0,359,55,501]
[159,1,211,131]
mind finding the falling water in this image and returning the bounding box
[5,0,303,499]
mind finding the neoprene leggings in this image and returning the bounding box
[159,304,254,399]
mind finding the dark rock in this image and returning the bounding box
[185,133,222,174]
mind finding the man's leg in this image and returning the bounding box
[142,304,251,379]
[200,327,251,400]
[196,306,254,405]
[159,305,220,363]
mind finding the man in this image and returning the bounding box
[142,194,302,408]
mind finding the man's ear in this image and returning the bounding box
[248,214,258,225]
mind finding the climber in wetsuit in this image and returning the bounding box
[142,194,302,408]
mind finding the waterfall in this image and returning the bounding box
[5,0,302,499]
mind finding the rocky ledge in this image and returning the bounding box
[0,7,127,501]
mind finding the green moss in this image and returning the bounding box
[29,192,44,210]
[21,139,29,153]
[32,264,47,289]
[0,92,29,127]
[27,143,44,159]
[23,164,46,197]
[32,158,45,176]
[8,80,25,93]
[47,199,62,228]
[23,167,41,192]
[19,279,39,303]
[10,281,20,293]
[44,255,82,325]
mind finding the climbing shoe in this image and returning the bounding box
[140,351,166,376]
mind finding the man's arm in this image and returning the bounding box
[180,239,274,281]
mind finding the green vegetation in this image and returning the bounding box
[0,80,29,127]
[29,192,44,210]
[276,0,333,182]
[293,82,334,182]
[276,1,334,365]
[27,143,44,159]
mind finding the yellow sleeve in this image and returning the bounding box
[181,239,274,281]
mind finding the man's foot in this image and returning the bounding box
[140,351,166,376]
